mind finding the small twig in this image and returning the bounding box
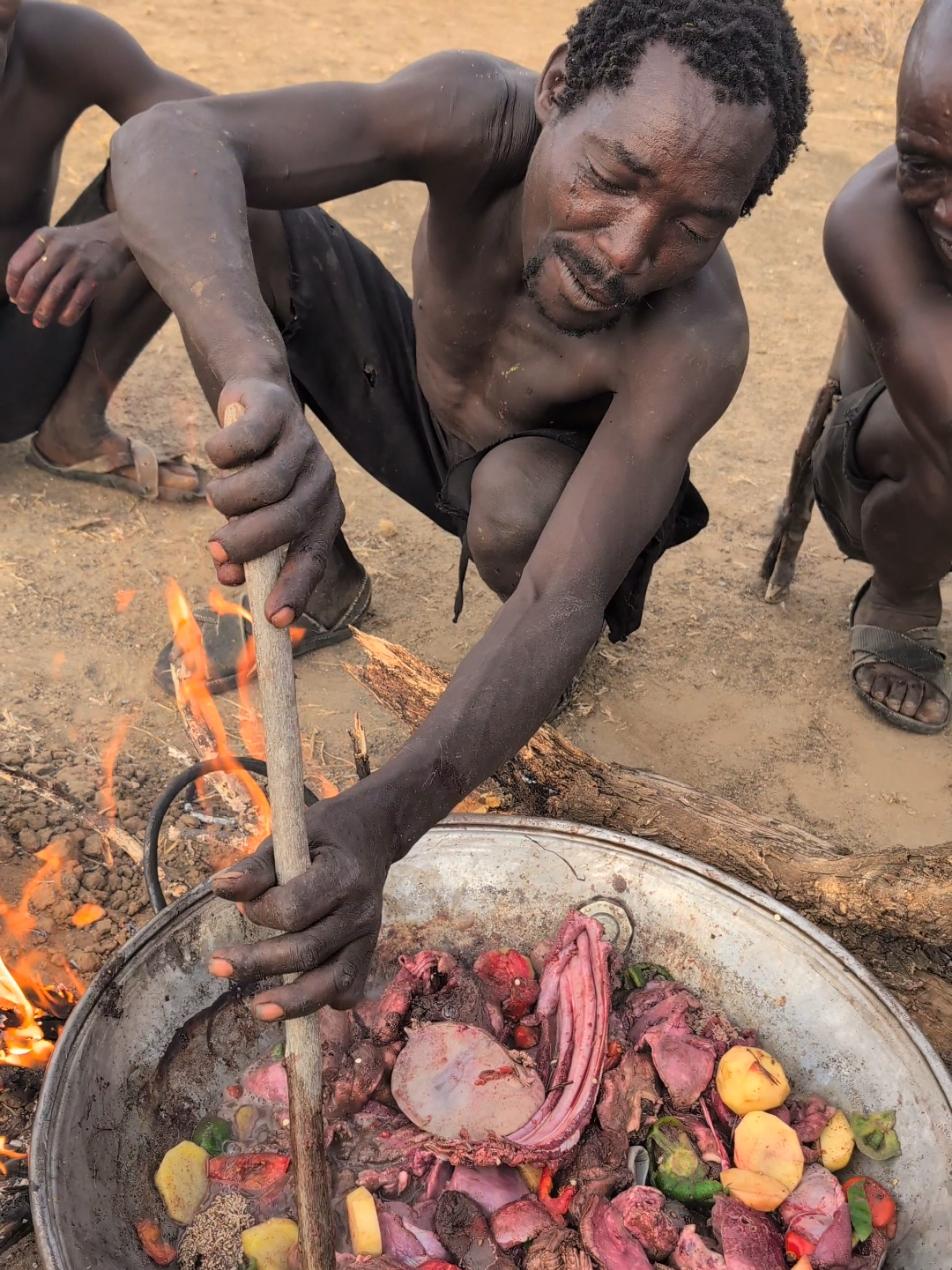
[0,763,142,865]
[350,713,372,780]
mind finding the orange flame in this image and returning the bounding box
[98,715,135,871]
[115,588,137,613]
[165,580,271,856]
[70,903,105,929]
[0,1138,27,1176]
[0,955,53,1068]
[208,589,265,760]
[0,839,71,946]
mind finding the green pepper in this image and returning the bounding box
[270,1042,286,1061]
[648,1117,723,1204]
[624,963,674,990]
[849,1110,901,1162]
[191,1115,232,1157]
[847,1185,874,1244]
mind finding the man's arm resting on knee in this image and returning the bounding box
[825,168,952,477]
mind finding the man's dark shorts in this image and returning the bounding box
[0,173,110,444]
[280,206,709,642]
[812,380,885,563]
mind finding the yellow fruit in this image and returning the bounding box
[346,1185,382,1256]
[154,1140,209,1224]
[716,1046,791,1115]
[734,1111,804,1194]
[819,1110,855,1171]
[720,1167,790,1213]
[241,1219,300,1270]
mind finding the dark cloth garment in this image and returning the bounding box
[0,170,110,444]
[280,204,709,642]
[812,379,887,562]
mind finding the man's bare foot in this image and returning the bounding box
[33,413,204,499]
[850,579,950,731]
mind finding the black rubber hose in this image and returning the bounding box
[145,756,319,914]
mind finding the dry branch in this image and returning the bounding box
[345,631,952,951]
[0,763,142,865]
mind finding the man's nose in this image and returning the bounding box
[594,207,659,278]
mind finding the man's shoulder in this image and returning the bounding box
[625,246,747,360]
[16,1,123,85]
[825,149,907,277]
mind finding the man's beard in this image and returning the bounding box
[522,240,633,337]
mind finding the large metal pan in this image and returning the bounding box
[31,817,952,1268]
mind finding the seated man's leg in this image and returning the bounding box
[466,438,579,599]
[21,176,203,499]
[815,324,951,730]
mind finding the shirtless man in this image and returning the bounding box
[112,0,809,1016]
[816,0,952,734]
[0,0,206,499]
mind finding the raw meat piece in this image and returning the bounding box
[698,1013,755,1059]
[596,1050,661,1136]
[370,952,460,1044]
[680,1110,730,1170]
[506,914,611,1156]
[434,1192,518,1270]
[392,1023,545,1140]
[243,1059,289,1106]
[474,950,540,1022]
[566,1126,631,1212]
[490,1197,556,1249]
[380,1203,451,1263]
[780,1165,852,1269]
[331,1102,437,1192]
[641,1029,716,1110]
[710,1196,785,1270]
[411,969,505,1039]
[789,1097,837,1146]
[327,1040,386,1119]
[524,1227,593,1270]
[578,1196,653,1270]
[446,1166,528,1215]
[621,981,702,1045]
[612,1186,682,1259]
[847,1231,889,1270]
[379,1209,429,1264]
[671,1226,726,1270]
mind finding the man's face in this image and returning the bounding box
[521,42,775,336]
[0,0,21,82]
[896,59,952,271]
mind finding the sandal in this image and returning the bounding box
[849,578,952,735]
[153,568,372,697]
[27,436,206,503]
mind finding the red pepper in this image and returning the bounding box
[538,1166,575,1221]
[603,1039,625,1072]
[785,1231,816,1259]
[134,1219,177,1266]
[844,1177,898,1240]
[208,1152,291,1195]
[513,1023,539,1050]
[225,1084,242,1100]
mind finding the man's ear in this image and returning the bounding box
[535,44,568,124]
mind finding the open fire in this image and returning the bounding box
[0,953,79,1070]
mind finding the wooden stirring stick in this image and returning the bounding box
[223,401,335,1270]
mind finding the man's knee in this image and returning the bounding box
[467,439,577,596]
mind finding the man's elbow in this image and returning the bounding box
[110,99,215,180]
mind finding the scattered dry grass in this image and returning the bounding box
[791,0,920,69]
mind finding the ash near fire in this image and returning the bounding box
[143,910,900,1269]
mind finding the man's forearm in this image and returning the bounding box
[341,584,603,858]
[111,105,287,386]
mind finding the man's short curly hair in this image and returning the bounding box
[560,0,810,212]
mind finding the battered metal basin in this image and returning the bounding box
[31,817,952,1268]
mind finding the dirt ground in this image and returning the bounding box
[0,1,950,1263]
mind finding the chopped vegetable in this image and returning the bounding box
[843,1177,898,1239]
[192,1115,231,1157]
[234,1105,258,1141]
[790,1260,813,1270]
[719,1167,790,1212]
[473,949,539,1021]
[649,1117,723,1204]
[346,1185,383,1256]
[513,1023,539,1049]
[518,1164,544,1192]
[846,1183,874,1243]
[785,1230,816,1259]
[819,1109,854,1171]
[208,1153,290,1195]
[538,1166,575,1219]
[154,1141,209,1225]
[134,1218,177,1265]
[241,1218,299,1270]
[849,1110,901,1162]
[716,1046,791,1115]
[733,1111,804,1194]
[624,963,673,990]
